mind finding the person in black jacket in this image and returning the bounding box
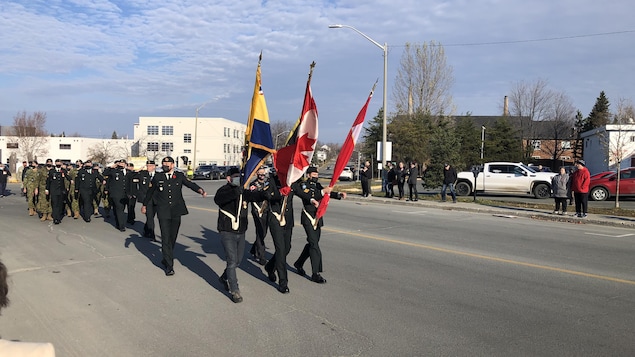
[441,163,458,203]
[247,167,270,266]
[142,156,206,276]
[45,159,71,224]
[214,167,262,303]
[126,163,139,225]
[359,161,371,197]
[136,160,157,239]
[293,166,347,284]
[74,160,104,222]
[105,160,129,231]
[406,161,419,201]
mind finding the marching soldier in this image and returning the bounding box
[61,161,74,218]
[105,159,129,231]
[100,162,113,218]
[68,160,82,219]
[248,167,270,266]
[75,160,103,222]
[35,159,54,221]
[136,160,157,239]
[293,166,347,284]
[126,162,139,225]
[24,161,39,216]
[45,159,70,224]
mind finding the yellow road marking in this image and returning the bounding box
[324,227,635,286]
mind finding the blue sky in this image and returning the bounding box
[1,0,633,143]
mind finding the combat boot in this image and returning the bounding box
[40,213,47,221]
[46,213,54,221]
[29,208,35,216]
[67,208,72,217]
[74,211,80,219]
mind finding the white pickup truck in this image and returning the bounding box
[455,162,556,199]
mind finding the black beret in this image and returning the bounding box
[307,166,318,174]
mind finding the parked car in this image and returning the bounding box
[339,166,354,181]
[193,165,221,180]
[456,162,555,199]
[223,166,239,178]
[589,167,635,201]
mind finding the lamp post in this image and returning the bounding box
[275,130,291,150]
[329,24,388,169]
[480,126,486,160]
[193,101,212,168]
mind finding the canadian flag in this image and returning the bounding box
[274,66,318,192]
[315,84,375,221]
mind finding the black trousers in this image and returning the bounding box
[127,197,136,223]
[250,212,268,260]
[110,195,128,230]
[574,192,588,214]
[158,216,181,268]
[79,189,95,221]
[408,183,418,200]
[266,218,293,286]
[50,194,65,221]
[361,178,370,196]
[143,203,156,237]
[554,197,568,212]
[296,223,322,276]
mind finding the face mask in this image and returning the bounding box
[56,164,61,168]
[85,166,92,170]
[161,165,170,172]
[46,164,52,168]
[309,176,318,182]
[231,176,241,186]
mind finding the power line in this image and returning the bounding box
[392,30,635,48]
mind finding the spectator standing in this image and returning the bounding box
[406,161,419,201]
[551,166,571,215]
[0,164,10,197]
[395,162,406,200]
[441,163,458,203]
[359,161,371,197]
[571,160,590,218]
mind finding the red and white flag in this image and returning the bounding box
[274,63,318,193]
[315,82,376,221]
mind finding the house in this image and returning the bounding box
[580,124,635,175]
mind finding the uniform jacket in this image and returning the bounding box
[46,168,70,196]
[571,166,590,193]
[135,169,156,203]
[106,167,129,198]
[24,168,38,189]
[126,171,140,199]
[75,167,103,192]
[214,182,263,233]
[293,178,342,228]
[248,177,270,219]
[264,177,294,227]
[144,170,202,219]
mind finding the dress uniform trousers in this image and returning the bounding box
[159,215,181,269]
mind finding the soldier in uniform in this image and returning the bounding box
[248,167,270,266]
[24,161,38,216]
[104,159,129,231]
[45,159,70,224]
[99,162,113,218]
[60,161,74,218]
[68,160,82,219]
[125,162,139,225]
[35,159,54,221]
[142,156,206,276]
[136,160,157,239]
[75,160,103,222]
[263,173,295,294]
[293,166,347,284]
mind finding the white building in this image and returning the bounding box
[0,135,133,172]
[133,117,246,168]
[581,124,635,174]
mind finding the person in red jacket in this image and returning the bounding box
[570,160,590,218]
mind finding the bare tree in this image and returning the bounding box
[87,140,130,167]
[598,98,635,208]
[539,92,577,165]
[9,111,49,162]
[507,79,554,160]
[270,120,294,149]
[392,42,454,117]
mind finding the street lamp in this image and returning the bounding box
[193,101,212,168]
[329,24,388,169]
[480,126,486,160]
[275,130,291,150]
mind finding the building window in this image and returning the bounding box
[147,125,159,135]
[161,142,174,152]
[532,140,541,150]
[184,149,191,154]
[630,136,635,142]
[60,144,71,150]
[147,142,159,151]
[162,126,174,135]
[6,143,18,149]
[184,133,192,143]
[561,141,571,149]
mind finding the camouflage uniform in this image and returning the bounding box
[24,166,39,215]
[67,166,80,218]
[99,166,111,217]
[36,166,53,220]
[64,166,76,217]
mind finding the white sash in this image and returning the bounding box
[302,207,319,230]
[271,196,288,227]
[220,194,242,231]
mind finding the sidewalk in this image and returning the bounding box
[347,193,635,229]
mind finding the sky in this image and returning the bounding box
[1,0,634,143]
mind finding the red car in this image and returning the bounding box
[589,167,635,201]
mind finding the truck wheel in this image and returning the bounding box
[590,187,608,201]
[533,183,550,199]
[455,181,471,196]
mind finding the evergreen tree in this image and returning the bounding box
[111,131,118,139]
[586,91,611,130]
[484,118,522,162]
[361,108,384,162]
[572,110,585,160]
[453,117,480,170]
[425,123,461,188]
[388,111,434,164]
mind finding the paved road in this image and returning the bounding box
[1,182,634,356]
